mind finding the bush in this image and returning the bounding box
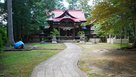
[0,27,7,51]
[0,34,2,51]
[50,28,60,36]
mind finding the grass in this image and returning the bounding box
[77,43,136,77]
[78,61,91,72]
[88,73,108,77]
[25,43,65,49]
[0,43,66,77]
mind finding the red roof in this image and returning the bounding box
[47,10,86,22]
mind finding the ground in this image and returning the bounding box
[1,43,136,77]
[77,43,136,77]
[0,43,66,77]
[31,43,87,77]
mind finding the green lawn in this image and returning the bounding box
[0,43,66,77]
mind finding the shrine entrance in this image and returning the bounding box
[59,27,74,40]
[58,18,76,40]
[60,27,73,36]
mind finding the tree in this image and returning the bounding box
[0,1,8,49]
[12,0,31,42]
[1,0,65,44]
[0,1,6,26]
[30,0,57,28]
[76,0,92,18]
[67,0,78,9]
[7,0,15,46]
[86,0,136,48]
[12,0,58,42]
[55,0,65,9]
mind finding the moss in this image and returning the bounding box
[88,73,108,77]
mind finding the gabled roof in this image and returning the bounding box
[47,10,86,22]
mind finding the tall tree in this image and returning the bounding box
[0,1,6,26]
[0,1,8,49]
[12,0,57,42]
[55,0,65,9]
[7,0,15,46]
[12,0,31,42]
[67,0,78,9]
[31,0,56,27]
[76,0,92,18]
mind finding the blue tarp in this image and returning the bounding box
[81,26,87,29]
[14,41,24,48]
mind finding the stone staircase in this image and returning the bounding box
[58,40,80,43]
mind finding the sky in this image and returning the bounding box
[0,0,93,6]
[62,0,93,8]
[0,0,4,3]
[88,0,93,5]
[62,0,69,8]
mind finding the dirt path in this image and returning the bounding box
[31,43,87,77]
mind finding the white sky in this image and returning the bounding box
[0,0,93,6]
[62,0,93,8]
[88,0,93,5]
[0,0,4,3]
[62,0,69,8]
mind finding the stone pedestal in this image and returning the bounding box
[40,32,45,44]
[79,41,85,43]
[52,35,57,43]
[79,34,85,43]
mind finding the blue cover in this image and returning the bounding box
[14,41,24,48]
[81,26,87,29]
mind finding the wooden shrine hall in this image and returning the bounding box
[46,10,92,41]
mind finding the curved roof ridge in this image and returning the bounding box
[56,10,76,18]
[47,9,86,22]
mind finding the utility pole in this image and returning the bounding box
[7,0,15,46]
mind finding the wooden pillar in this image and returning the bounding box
[73,24,75,40]
[58,26,60,41]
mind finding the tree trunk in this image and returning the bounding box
[132,38,136,48]
[132,24,136,48]
[7,0,15,46]
[132,20,136,48]
[132,33,136,48]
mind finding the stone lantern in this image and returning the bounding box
[92,31,97,44]
[52,35,57,43]
[40,31,45,44]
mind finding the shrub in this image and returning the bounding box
[0,27,7,51]
[78,31,85,35]
[50,28,60,36]
[0,34,2,51]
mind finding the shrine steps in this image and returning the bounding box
[58,40,79,43]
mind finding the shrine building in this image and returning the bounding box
[45,10,94,41]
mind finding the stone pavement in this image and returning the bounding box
[31,43,87,77]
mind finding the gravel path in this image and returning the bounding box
[31,43,87,77]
